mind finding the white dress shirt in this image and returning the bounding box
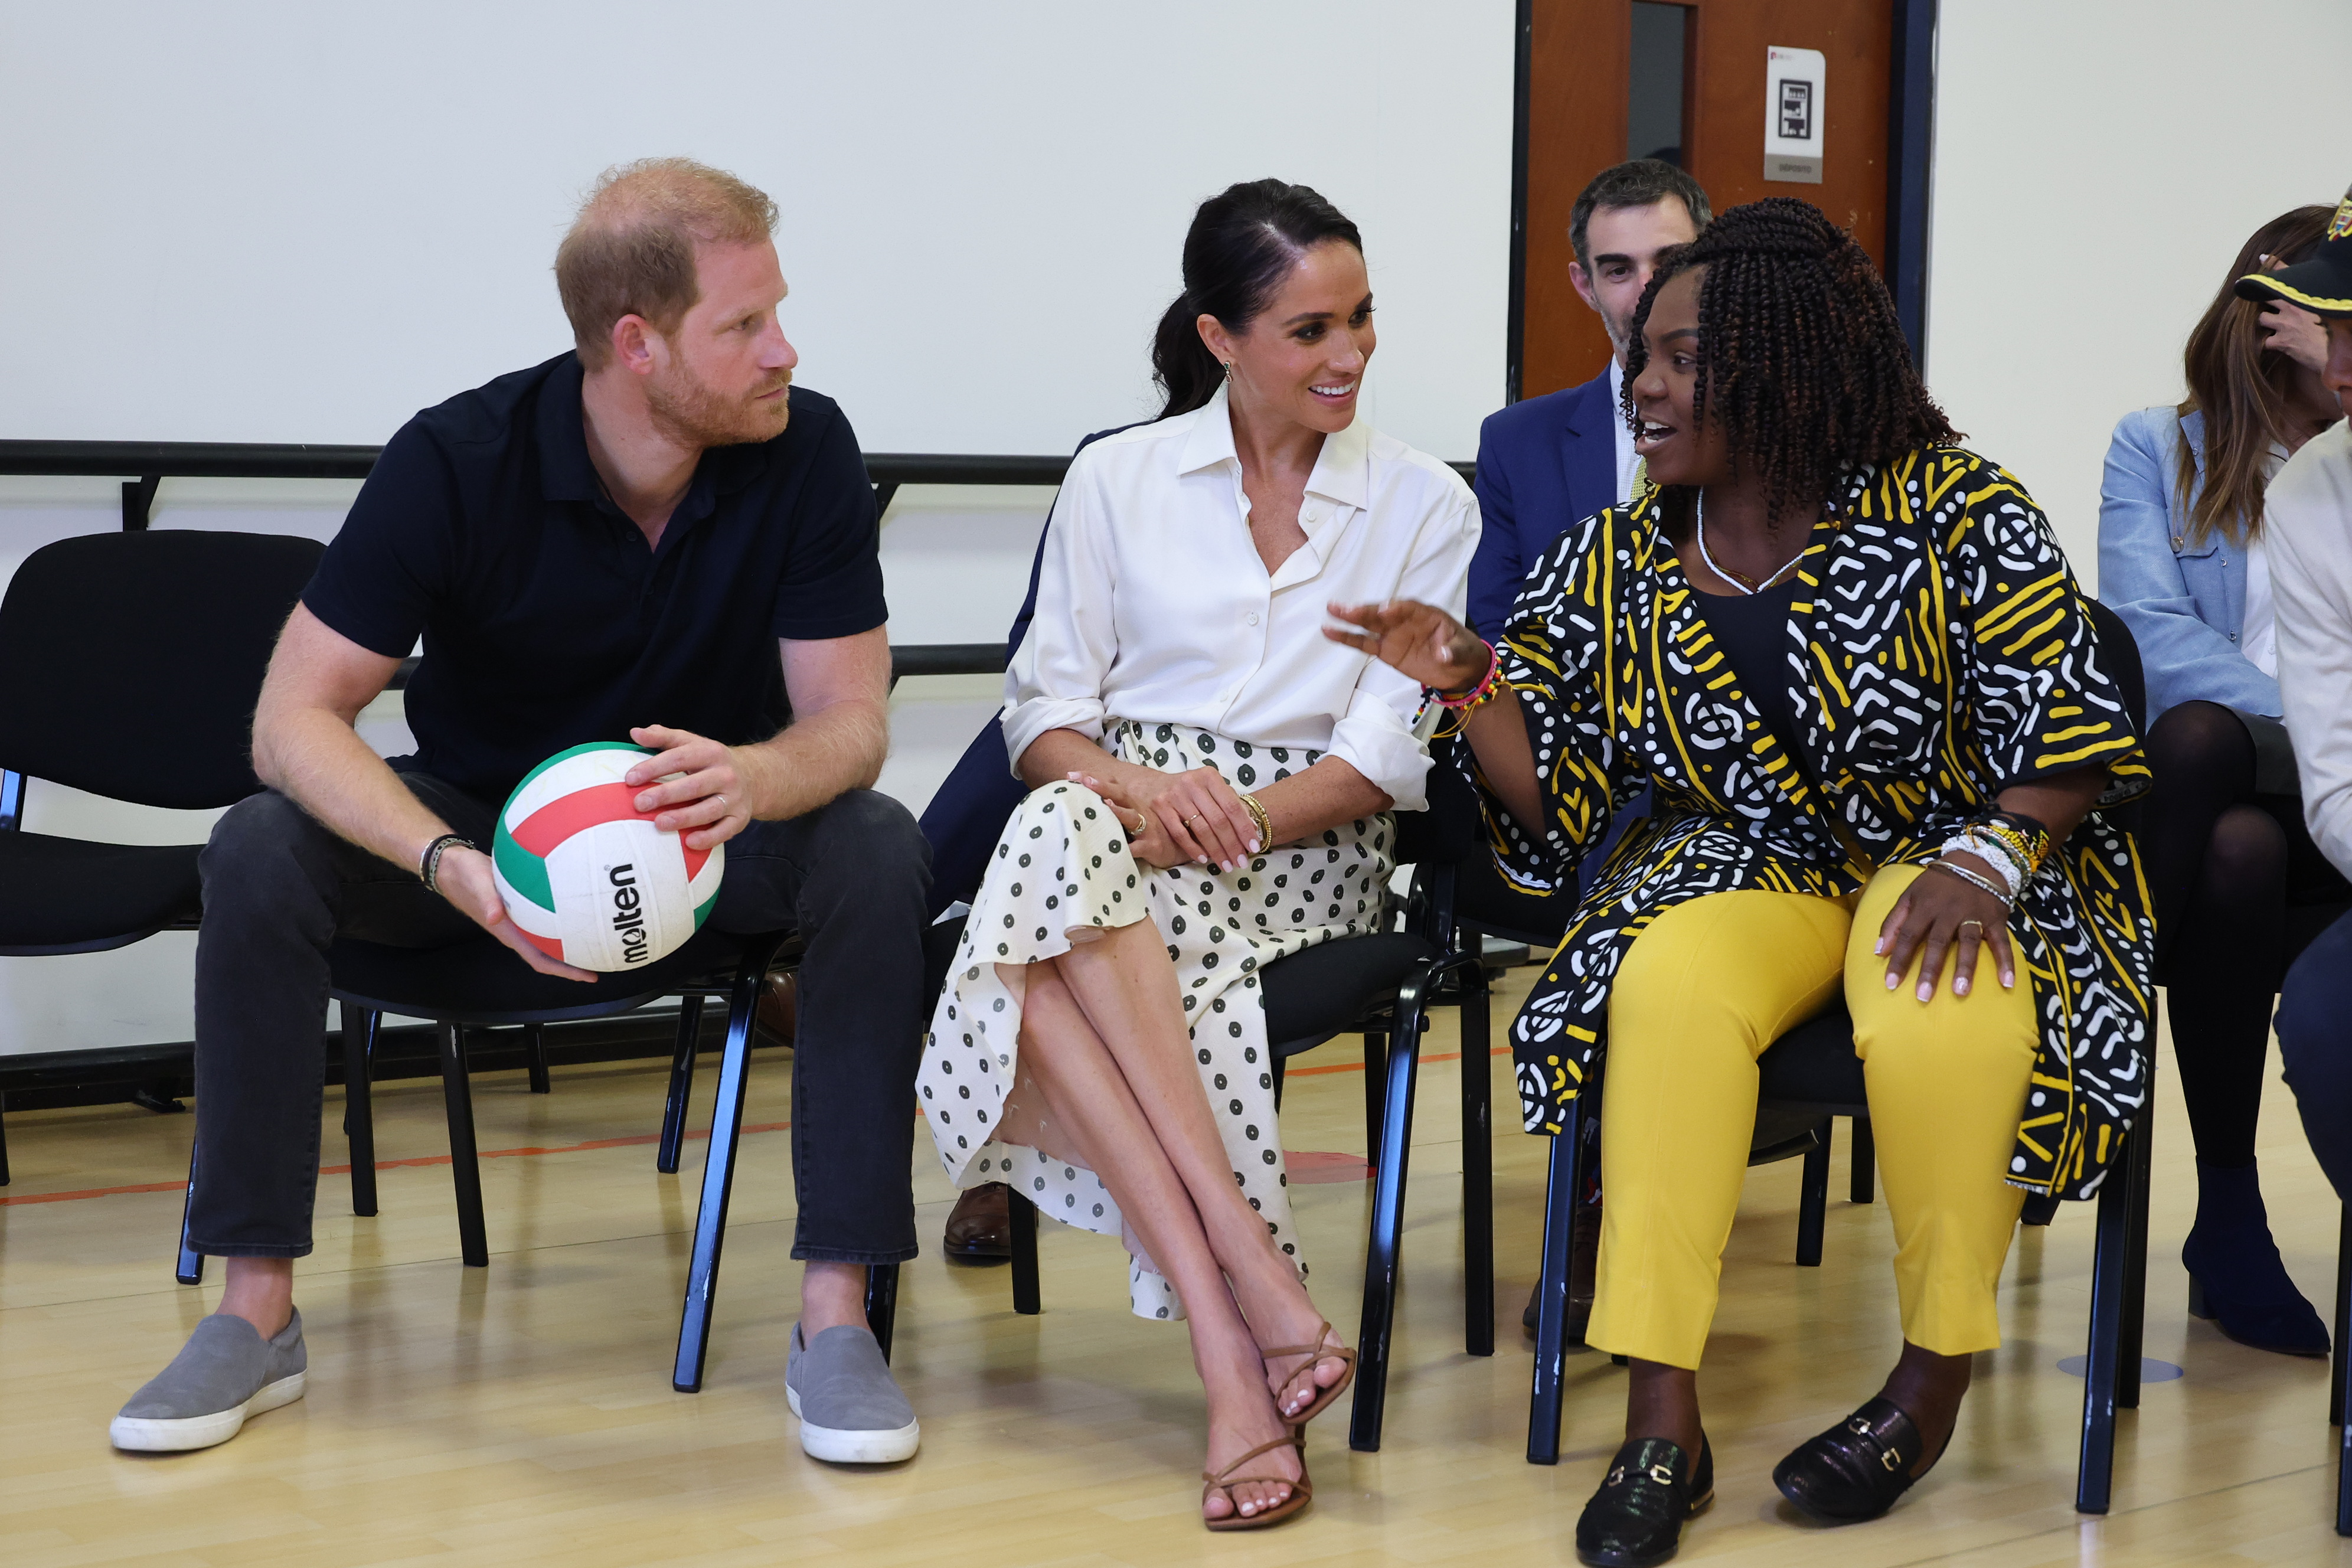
[1002,387,1480,811]
[2262,423,2352,872]
[1608,358,1641,507]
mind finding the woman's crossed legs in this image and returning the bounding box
[1011,919,1348,1523]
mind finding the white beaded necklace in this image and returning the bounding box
[1694,494,1802,595]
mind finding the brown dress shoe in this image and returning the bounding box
[943,1181,1013,1263]
[753,973,796,1052]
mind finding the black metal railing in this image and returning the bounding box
[0,439,1475,687]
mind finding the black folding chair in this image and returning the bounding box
[0,529,324,1186]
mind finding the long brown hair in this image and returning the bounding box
[2176,205,2334,544]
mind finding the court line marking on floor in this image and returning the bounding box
[2,1046,1516,1209]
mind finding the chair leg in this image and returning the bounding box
[1363,1030,1389,1166]
[2075,1131,2135,1513]
[672,939,780,1392]
[438,1023,489,1268]
[342,1002,378,1218]
[2118,1110,2154,1411]
[1795,1116,1832,1267]
[1010,1188,1041,1315]
[865,1263,900,1362]
[2335,1204,2350,1430]
[659,997,705,1174]
[1349,968,1435,1453]
[1527,1100,1586,1464]
[524,1023,551,1095]
[1849,1113,1874,1204]
[1459,968,1494,1358]
[175,1139,204,1285]
[2336,1203,2352,1535]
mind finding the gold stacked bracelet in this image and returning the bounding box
[1240,792,1272,852]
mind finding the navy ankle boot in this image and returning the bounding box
[2180,1159,2329,1357]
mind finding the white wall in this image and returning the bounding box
[0,2,1514,1058]
[1924,0,2352,583]
[0,1,1511,463]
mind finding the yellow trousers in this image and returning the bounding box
[1584,866,2037,1370]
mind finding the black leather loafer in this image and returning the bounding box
[1772,1396,1930,1523]
[1574,1434,1713,1567]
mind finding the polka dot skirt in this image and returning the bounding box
[919,721,1394,1320]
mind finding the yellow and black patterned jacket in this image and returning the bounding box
[1482,445,2154,1200]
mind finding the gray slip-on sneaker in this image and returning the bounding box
[109,1309,308,1453]
[784,1322,920,1464]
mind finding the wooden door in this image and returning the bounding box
[1520,0,1893,400]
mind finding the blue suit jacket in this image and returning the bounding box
[1468,368,1622,642]
[2096,405,2280,722]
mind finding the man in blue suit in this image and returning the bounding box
[1469,159,1709,640]
[1469,159,1708,1340]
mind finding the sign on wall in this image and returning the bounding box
[1765,45,1826,184]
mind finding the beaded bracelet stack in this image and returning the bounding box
[1421,639,1504,737]
[1933,810,2053,909]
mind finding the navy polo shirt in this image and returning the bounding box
[302,352,886,804]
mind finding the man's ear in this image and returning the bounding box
[609,315,659,377]
[1568,261,1599,313]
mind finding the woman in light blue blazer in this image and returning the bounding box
[2099,202,2344,1357]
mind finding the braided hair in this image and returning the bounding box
[1622,197,1956,530]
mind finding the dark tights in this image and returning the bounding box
[2139,701,2342,1167]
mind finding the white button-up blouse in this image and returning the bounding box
[1001,388,1481,811]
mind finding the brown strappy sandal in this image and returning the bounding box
[1263,1319,1357,1427]
[1203,1430,1312,1531]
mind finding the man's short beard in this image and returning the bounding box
[1599,301,1634,362]
[647,361,793,449]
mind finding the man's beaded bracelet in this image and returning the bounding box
[419,833,476,895]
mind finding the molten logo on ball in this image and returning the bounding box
[491,742,725,971]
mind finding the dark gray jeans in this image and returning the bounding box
[185,772,930,1265]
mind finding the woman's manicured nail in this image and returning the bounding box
[2001,972,2015,988]
[1885,971,1900,990]
[1954,977,1971,996]
[1917,981,1934,1002]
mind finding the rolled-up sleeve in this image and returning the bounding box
[1000,458,1117,771]
[1324,487,1481,811]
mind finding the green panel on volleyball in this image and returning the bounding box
[491,741,725,972]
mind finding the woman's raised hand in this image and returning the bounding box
[1324,599,1491,694]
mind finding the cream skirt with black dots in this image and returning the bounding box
[919,720,1396,1319]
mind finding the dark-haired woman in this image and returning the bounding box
[2098,205,2347,1358]
[917,179,1476,1529]
[1330,198,2151,1564]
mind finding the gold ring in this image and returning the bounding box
[1957,919,1984,936]
[1183,812,1204,826]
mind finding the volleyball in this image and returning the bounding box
[491,742,724,972]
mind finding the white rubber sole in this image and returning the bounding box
[786,1384,921,1464]
[109,1370,306,1453]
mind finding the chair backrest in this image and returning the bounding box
[2082,597,2147,733]
[0,530,325,809]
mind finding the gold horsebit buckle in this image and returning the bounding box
[1847,1415,1905,1471]
[1603,1463,1680,1488]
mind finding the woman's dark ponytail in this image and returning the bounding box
[1151,179,1363,419]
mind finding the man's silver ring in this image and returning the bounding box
[713,795,728,812]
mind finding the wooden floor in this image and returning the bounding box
[5,970,2351,1567]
